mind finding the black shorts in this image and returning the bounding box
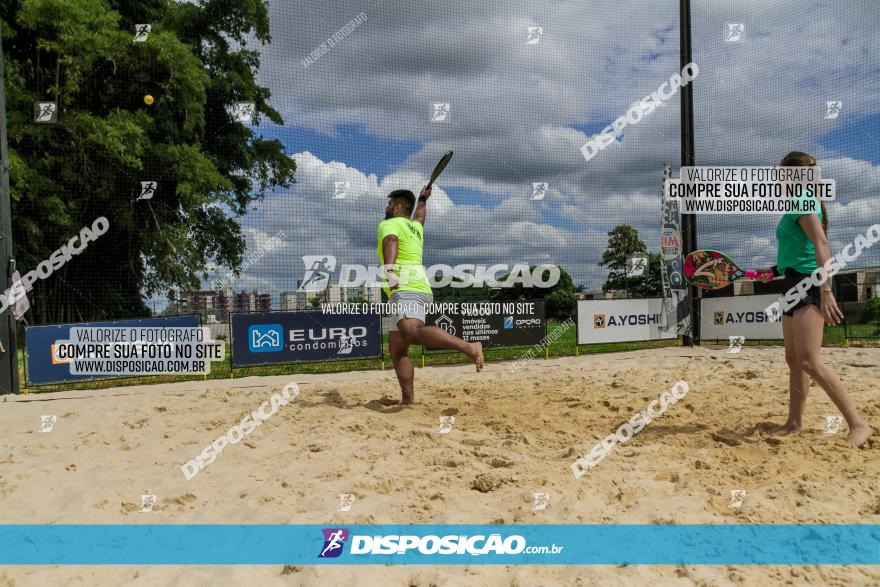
[781,268,821,317]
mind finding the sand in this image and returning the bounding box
[0,345,877,586]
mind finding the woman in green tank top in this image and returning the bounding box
[755,151,872,447]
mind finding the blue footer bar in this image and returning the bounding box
[1,524,877,565]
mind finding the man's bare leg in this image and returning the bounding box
[399,319,484,372]
[389,330,414,404]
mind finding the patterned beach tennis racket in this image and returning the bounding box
[683,249,775,290]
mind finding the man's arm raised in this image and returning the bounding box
[412,185,431,225]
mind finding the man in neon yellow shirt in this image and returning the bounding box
[378,186,483,404]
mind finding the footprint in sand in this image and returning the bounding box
[122,418,148,430]
[280,565,301,576]
[166,493,197,507]
[471,473,511,493]
[711,428,749,446]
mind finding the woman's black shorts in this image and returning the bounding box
[781,268,822,317]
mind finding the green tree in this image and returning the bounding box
[860,296,880,323]
[432,284,486,302]
[185,300,208,323]
[600,225,662,297]
[488,265,576,320]
[5,0,296,323]
[158,301,185,316]
[630,252,663,297]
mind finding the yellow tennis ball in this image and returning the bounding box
[144,95,154,105]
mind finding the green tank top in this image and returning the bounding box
[776,193,823,274]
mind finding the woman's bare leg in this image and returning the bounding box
[793,305,873,447]
[772,315,810,436]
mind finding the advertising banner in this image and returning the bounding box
[577,299,677,344]
[230,311,381,367]
[660,163,692,338]
[24,315,200,386]
[700,295,782,340]
[424,300,545,350]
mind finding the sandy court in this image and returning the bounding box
[0,345,878,586]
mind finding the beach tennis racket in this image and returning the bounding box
[410,150,454,219]
[683,249,775,290]
[427,150,453,187]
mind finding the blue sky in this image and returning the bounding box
[264,123,421,178]
[818,113,880,164]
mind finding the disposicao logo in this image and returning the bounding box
[319,528,349,558]
[317,530,562,558]
[346,533,529,556]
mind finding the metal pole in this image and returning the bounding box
[680,0,700,346]
[0,22,19,393]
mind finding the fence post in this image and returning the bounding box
[680,0,699,346]
[0,24,19,394]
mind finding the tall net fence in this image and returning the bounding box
[692,0,880,334]
[5,0,878,346]
[7,0,682,331]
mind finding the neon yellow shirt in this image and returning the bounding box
[377,217,432,297]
